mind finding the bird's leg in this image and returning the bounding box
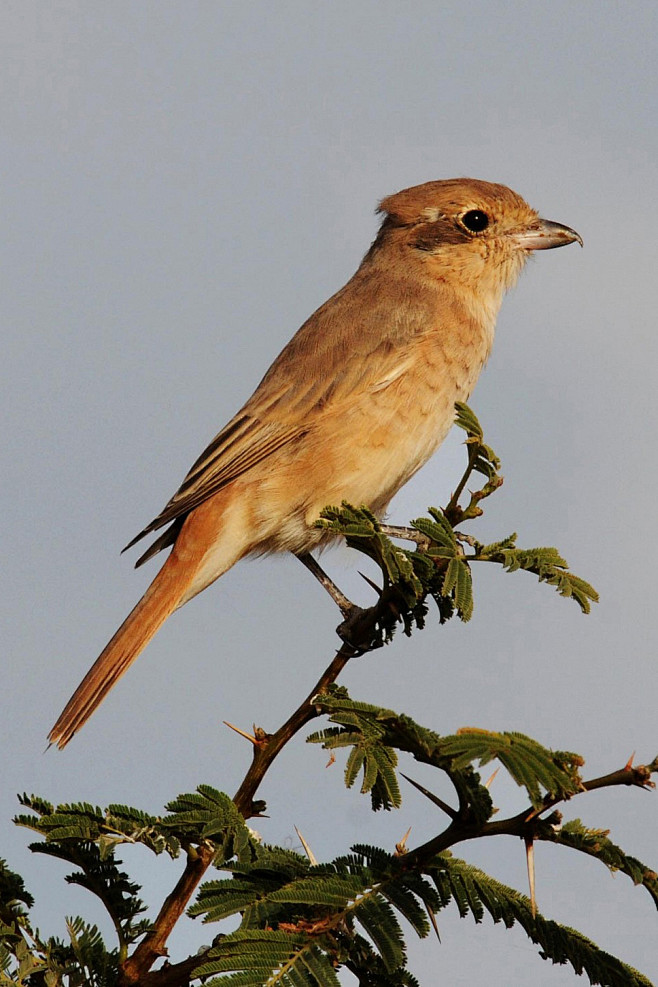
[296,553,390,656]
[296,553,358,618]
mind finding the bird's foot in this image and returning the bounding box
[336,603,380,655]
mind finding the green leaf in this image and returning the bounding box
[490,545,599,613]
[441,557,473,621]
[353,896,405,973]
[308,695,401,812]
[192,845,312,925]
[428,855,653,987]
[555,819,658,908]
[439,730,583,807]
[193,930,341,987]
[164,785,253,862]
[309,689,493,825]
[0,859,33,918]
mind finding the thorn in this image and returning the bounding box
[326,752,336,768]
[400,773,458,820]
[624,751,636,771]
[294,826,318,866]
[358,571,383,596]
[395,826,412,855]
[223,721,259,746]
[525,835,537,918]
[426,903,441,943]
[484,767,499,789]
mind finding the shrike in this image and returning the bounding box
[49,178,581,748]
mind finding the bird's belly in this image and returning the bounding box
[247,375,461,555]
[311,396,454,513]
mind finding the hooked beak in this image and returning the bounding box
[512,218,583,251]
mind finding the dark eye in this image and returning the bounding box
[461,209,490,233]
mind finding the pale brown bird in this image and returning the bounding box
[49,178,581,748]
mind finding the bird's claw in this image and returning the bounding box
[336,604,384,655]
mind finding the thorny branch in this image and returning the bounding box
[120,589,403,985]
[403,758,658,865]
[117,407,606,983]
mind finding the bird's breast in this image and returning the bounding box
[242,289,497,555]
[300,304,494,521]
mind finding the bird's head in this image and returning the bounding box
[371,178,581,322]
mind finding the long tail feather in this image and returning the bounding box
[48,555,192,749]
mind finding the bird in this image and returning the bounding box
[49,178,582,748]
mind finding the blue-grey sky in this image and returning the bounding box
[2,3,657,984]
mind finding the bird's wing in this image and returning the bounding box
[123,412,305,555]
[125,268,435,560]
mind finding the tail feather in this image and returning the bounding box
[48,556,191,749]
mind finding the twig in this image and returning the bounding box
[379,524,430,550]
[119,580,402,983]
[119,843,215,985]
[120,952,206,987]
[232,641,356,816]
[443,441,480,523]
[403,759,657,867]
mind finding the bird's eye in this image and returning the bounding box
[460,209,490,233]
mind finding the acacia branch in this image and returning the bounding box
[232,640,356,815]
[119,843,215,986]
[119,594,397,985]
[121,951,205,987]
[115,411,602,984]
[404,758,657,865]
[483,759,656,839]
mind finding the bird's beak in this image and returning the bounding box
[512,218,583,251]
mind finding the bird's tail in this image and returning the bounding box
[48,553,193,749]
